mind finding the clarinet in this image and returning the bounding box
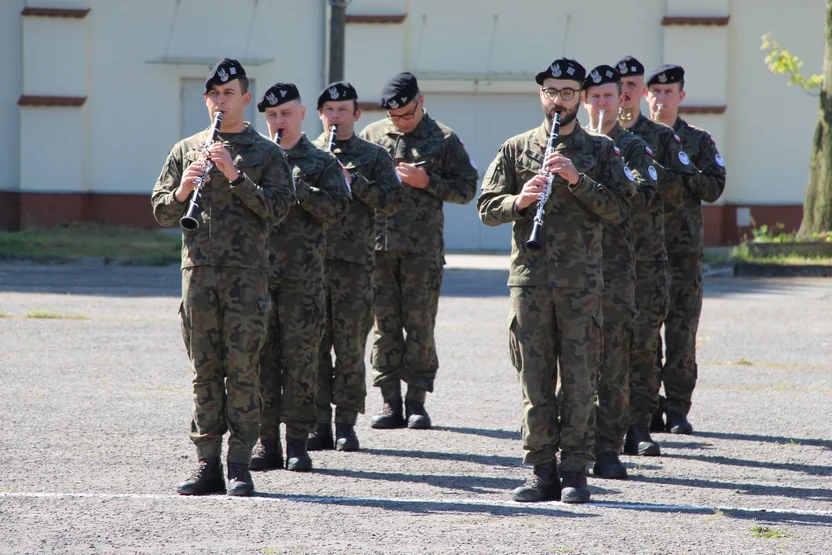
[180,111,224,231]
[327,124,352,194]
[525,112,561,252]
[274,129,283,145]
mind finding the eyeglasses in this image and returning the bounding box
[541,87,578,101]
[386,97,422,121]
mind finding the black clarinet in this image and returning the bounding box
[525,112,561,252]
[274,129,283,145]
[180,111,224,231]
[327,125,352,194]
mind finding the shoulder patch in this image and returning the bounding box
[679,151,690,166]
[715,153,724,167]
[673,134,681,144]
[645,146,653,157]
[623,165,635,182]
[613,146,622,157]
[710,135,717,145]
[648,165,658,181]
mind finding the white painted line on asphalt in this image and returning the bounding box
[2,492,830,518]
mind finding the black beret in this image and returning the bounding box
[379,72,419,109]
[535,58,586,85]
[205,58,246,94]
[257,82,301,112]
[583,65,621,90]
[615,56,645,77]
[317,81,358,109]
[646,64,685,86]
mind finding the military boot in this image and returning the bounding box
[286,438,313,471]
[335,423,360,452]
[560,471,591,504]
[623,424,661,456]
[592,451,628,480]
[371,398,405,429]
[650,395,666,432]
[666,410,693,435]
[307,423,334,451]
[227,463,254,497]
[511,460,560,502]
[177,457,225,495]
[249,437,283,471]
[405,401,432,429]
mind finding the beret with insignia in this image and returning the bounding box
[205,58,246,94]
[317,81,358,109]
[615,55,645,77]
[257,82,301,112]
[583,64,621,91]
[379,72,420,110]
[646,64,685,86]
[535,57,586,85]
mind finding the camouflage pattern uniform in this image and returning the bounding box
[258,134,351,442]
[151,124,295,465]
[311,132,403,425]
[661,118,726,416]
[594,123,657,454]
[477,121,634,474]
[359,113,478,398]
[626,114,696,427]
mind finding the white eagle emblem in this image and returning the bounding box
[266,92,278,105]
[217,67,229,82]
[590,70,601,84]
[389,99,399,109]
[328,87,339,99]
[658,73,668,83]
[551,63,562,78]
[618,61,628,74]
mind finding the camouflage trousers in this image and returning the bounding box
[371,251,443,393]
[629,261,670,426]
[180,266,270,465]
[259,279,326,441]
[509,286,601,473]
[316,260,374,425]
[596,273,636,454]
[660,253,703,416]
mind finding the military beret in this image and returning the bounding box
[615,56,645,77]
[583,65,621,90]
[535,58,586,85]
[646,64,685,86]
[379,72,419,109]
[257,82,301,112]
[205,58,246,94]
[317,81,358,109]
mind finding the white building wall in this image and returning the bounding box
[0,0,24,193]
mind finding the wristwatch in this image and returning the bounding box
[229,170,246,186]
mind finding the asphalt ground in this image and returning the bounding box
[0,258,830,554]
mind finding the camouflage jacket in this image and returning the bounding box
[603,123,658,277]
[269,134,351,283]
[312,132,403,266]
[478,121,635,289]
[668,117,728,254]
[359,113,479,255]
[151,123,295,271]
[627,113,697,261]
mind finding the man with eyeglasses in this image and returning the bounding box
[477,58,634,503]
[359,72,479,431]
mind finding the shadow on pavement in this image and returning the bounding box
[630,475,832,502]
[361,447,519,468]
[660,452,832,477]
[693,431,832,449]
[433,426,520,441]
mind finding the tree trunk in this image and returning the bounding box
[799,0,832,237]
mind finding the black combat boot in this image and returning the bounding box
[227,463,254,497]
[286,438,313,471]
[249,437,283,471]
[335,423,360,451]
[623,424,662,456]
[560,471,591,504]
[650,395,666,432]
[592,451,628,479]
[307,423,334,451]
[371,398,406,429]
[511,460,560,502]
[666,410,693,435]
[405,400,432,429]
[177,457,225,495]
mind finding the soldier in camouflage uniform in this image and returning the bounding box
[581,65,657,480]
[152,59,295,497]
[308,81,403,452]
[478,58,635,504]
[250,82,351,472]
[617,55,697,454]
[359,73,478,430]
[646,64,727,434]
